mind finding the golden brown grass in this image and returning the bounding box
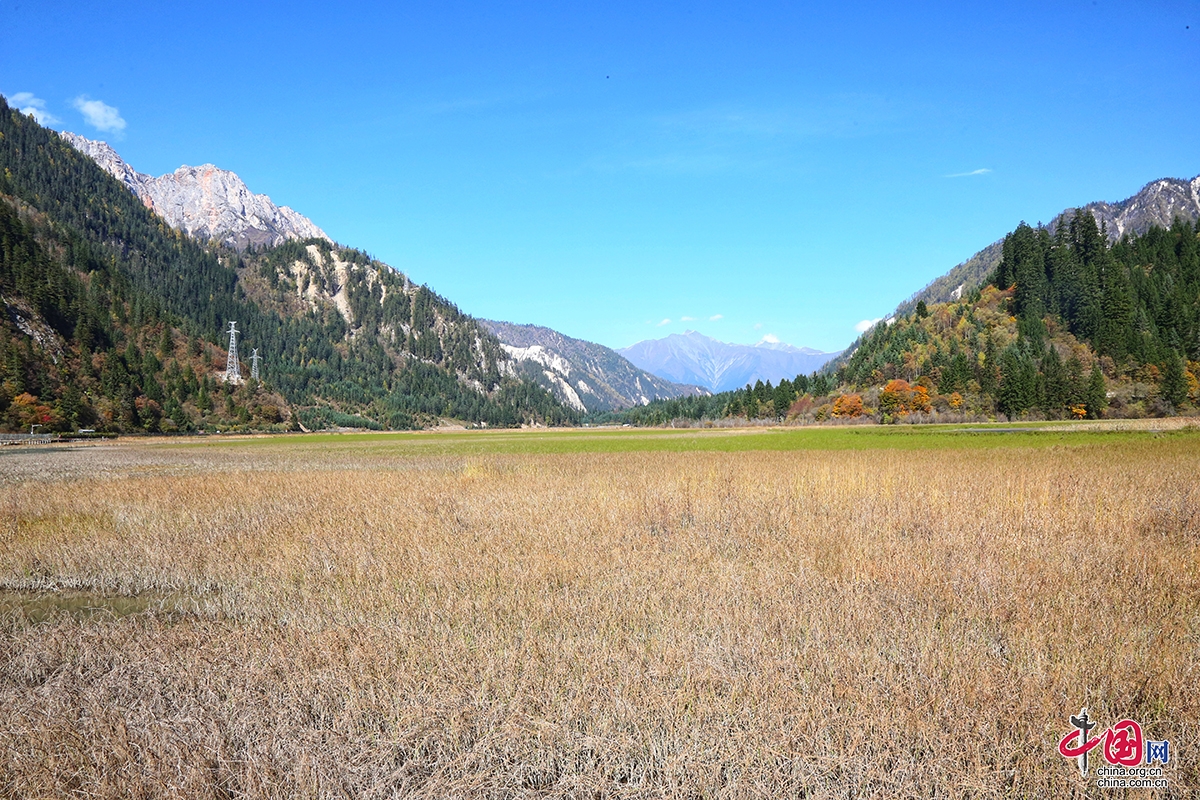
[1,434,1197,797]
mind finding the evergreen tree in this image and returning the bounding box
[1040,346,1070,413]
[1085,364,1108,419]
[997,345,1039,418]
[1161,350,1188,409]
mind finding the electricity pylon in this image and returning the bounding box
[250,348,261,381]
[224,321,241,383]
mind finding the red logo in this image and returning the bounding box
[1058,707,1170,777]
[1059,715,1143,769]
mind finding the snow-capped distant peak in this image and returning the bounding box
[618,332,844,392]
[755,334,806,353]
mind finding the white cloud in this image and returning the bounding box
[709,314,723,321]
[945,168,991,178]
[656,318,671,326]
[753,322,763,330]
[6,92,60,125]
[680,315,695,322]
[855,318,883,333]
[759,333,780,344]
[73,95,126,134]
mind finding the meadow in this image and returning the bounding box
[1,423,1197,797]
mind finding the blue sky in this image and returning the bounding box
[3,0,1198,352]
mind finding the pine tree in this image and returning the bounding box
[1161,350,1188,409]
[1041,346,1069,413]
[1007,223,1047,322]
[1099,258,1133,359]
[998,345,1039,418]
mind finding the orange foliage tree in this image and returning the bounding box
[831,393,864,418]
[879,379,911,416]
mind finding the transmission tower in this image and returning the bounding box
[250,348,261,381]
[223,321,242,383]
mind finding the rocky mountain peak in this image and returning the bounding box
[59,131,329,250]
[1073,176,1200,240]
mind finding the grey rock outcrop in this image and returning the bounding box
[1076,176,1200,241]
[482,320,708,412]
[60,131,329,250]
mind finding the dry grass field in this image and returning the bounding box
[1,426,1197,798]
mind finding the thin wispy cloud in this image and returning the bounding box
[709,314,723,321]
[657,94,903,141]
[753,323,763,330]
[591,93,908,176]
[6,92,60,125]
[73,96,126,134]
[680,315,695,321]
[855,318,883,333]
[656,318,671,326]
[945,168,992,178]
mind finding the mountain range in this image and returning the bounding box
[0,97,572,433]
[481,320,707,413]
[60,132,329,250]
[55,130,722,416]
[618,331,842,393]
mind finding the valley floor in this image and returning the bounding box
[1,426,1197,797]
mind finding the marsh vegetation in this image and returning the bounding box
[1,426,1197,797]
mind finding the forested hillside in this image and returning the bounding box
[0,97,573,432]
[889,175,1200,319]
[617,212,1200,426]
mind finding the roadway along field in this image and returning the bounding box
[1,424,1197,797]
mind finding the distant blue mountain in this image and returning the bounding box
[618,331,842,393]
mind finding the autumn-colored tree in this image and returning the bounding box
[787,393,816,418]
[947,391,964,410]
[879,379,911,416]
[910,385,932,413]
[6,392,57,431]
[831,393,864,418]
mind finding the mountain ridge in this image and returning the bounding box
[481,320,708,412]
[0,96,572,432]
[59,131,329,250]
[619,331,842,393]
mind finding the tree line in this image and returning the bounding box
[0,96,574,432]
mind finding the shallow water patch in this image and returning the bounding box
[0,590,180,625]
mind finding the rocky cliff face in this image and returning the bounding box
[60,132,329,249]
[240,240,508,393]
[894,174,1200,315]
[1079,176,1200,240]
[481,320,708,412]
